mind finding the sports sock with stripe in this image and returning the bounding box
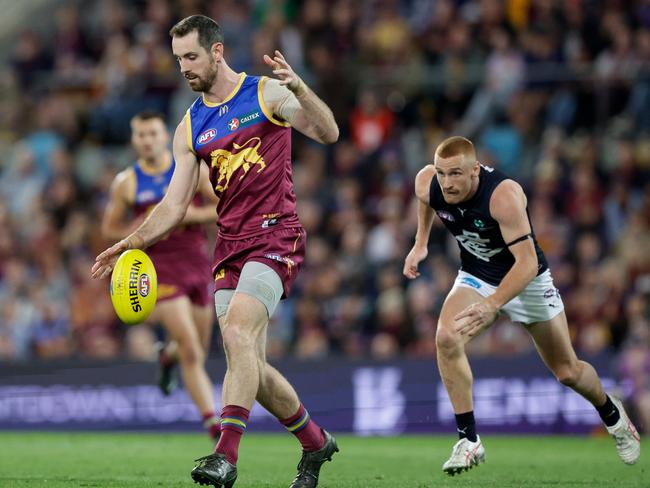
[215,405,249,464]
[281,404,325,452]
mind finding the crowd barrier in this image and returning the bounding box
[0,353,619,434]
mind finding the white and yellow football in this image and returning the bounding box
[109,249,157,325]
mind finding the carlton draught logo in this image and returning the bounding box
[210,137,266,192]
[197,128,217,145]
[129,260,143,312]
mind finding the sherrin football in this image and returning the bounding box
[109,249,157,325]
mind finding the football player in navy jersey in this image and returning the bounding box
[404,136,640,475]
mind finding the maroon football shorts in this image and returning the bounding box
[152,249,213,307]
[212,227,306,299]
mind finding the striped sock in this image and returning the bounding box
[281,404,325,452]
[202,411,221,440]
[215,405,249,464]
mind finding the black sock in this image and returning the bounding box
[596,395,620,427]
[455,411,477,442]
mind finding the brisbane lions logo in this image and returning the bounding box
[210,137,267,192]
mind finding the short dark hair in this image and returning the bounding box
[131,110,166,124]
[169,15,224,52]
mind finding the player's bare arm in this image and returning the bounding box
[455,180,538,336]
[404,165,437,279]
[92,118,200,279]
[262,50,339,144]
[181,162,219,225]
[100,169,142,241]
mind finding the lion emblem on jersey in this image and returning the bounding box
[210,137,267,192]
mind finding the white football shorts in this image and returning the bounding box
[452,269,564,324]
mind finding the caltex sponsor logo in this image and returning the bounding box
[240,112,260,124]
[228,112,261,132]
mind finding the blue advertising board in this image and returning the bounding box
[0,354,620,434]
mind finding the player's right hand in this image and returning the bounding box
[403,246,428,279]
[91,240,129,279]
[91,234,143,279]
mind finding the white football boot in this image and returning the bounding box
[606,396,641,465]
[442,435,485,476]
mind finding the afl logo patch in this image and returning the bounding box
[197,128,217,145]
[139,273,151,297]
[436,210,455,221]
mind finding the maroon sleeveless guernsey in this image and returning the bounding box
[186,73,302,241]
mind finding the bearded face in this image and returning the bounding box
[172,30,221,94]
[185,57,218,92]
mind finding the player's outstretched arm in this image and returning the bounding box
[181,162,219,225]
[262,50,339,144]
[91,119,199,279]
[403,165,436,279]
[455,180,538,336]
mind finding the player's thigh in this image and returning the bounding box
[223,292,268,336]
[215,289,235,330]
[255,326,268,363]
[220,292,269,356]
[223,260,281,334]
[437,286,485,347]
[215,293,269,360]
[155,296,202,349]
[191,303,214,353]
[525,310,579,371]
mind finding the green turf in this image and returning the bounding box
[0,432,646,487]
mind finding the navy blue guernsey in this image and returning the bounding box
[429,164,548,286]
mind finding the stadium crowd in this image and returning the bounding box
[0,0,648,418]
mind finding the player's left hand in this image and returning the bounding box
[263,50,303,94]
[454,300,498,337]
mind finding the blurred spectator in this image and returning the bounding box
[10,29,52,90]
[0,296,37,360]
[619,292,650,432]
[457,27,525,138]
[32,297,73,359]
[349,89,395,154]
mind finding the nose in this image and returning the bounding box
[443,182,455,192]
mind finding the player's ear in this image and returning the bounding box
[466,158,478,176]
[211,42,223,62]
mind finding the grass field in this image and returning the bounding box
[0,432,646,487]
